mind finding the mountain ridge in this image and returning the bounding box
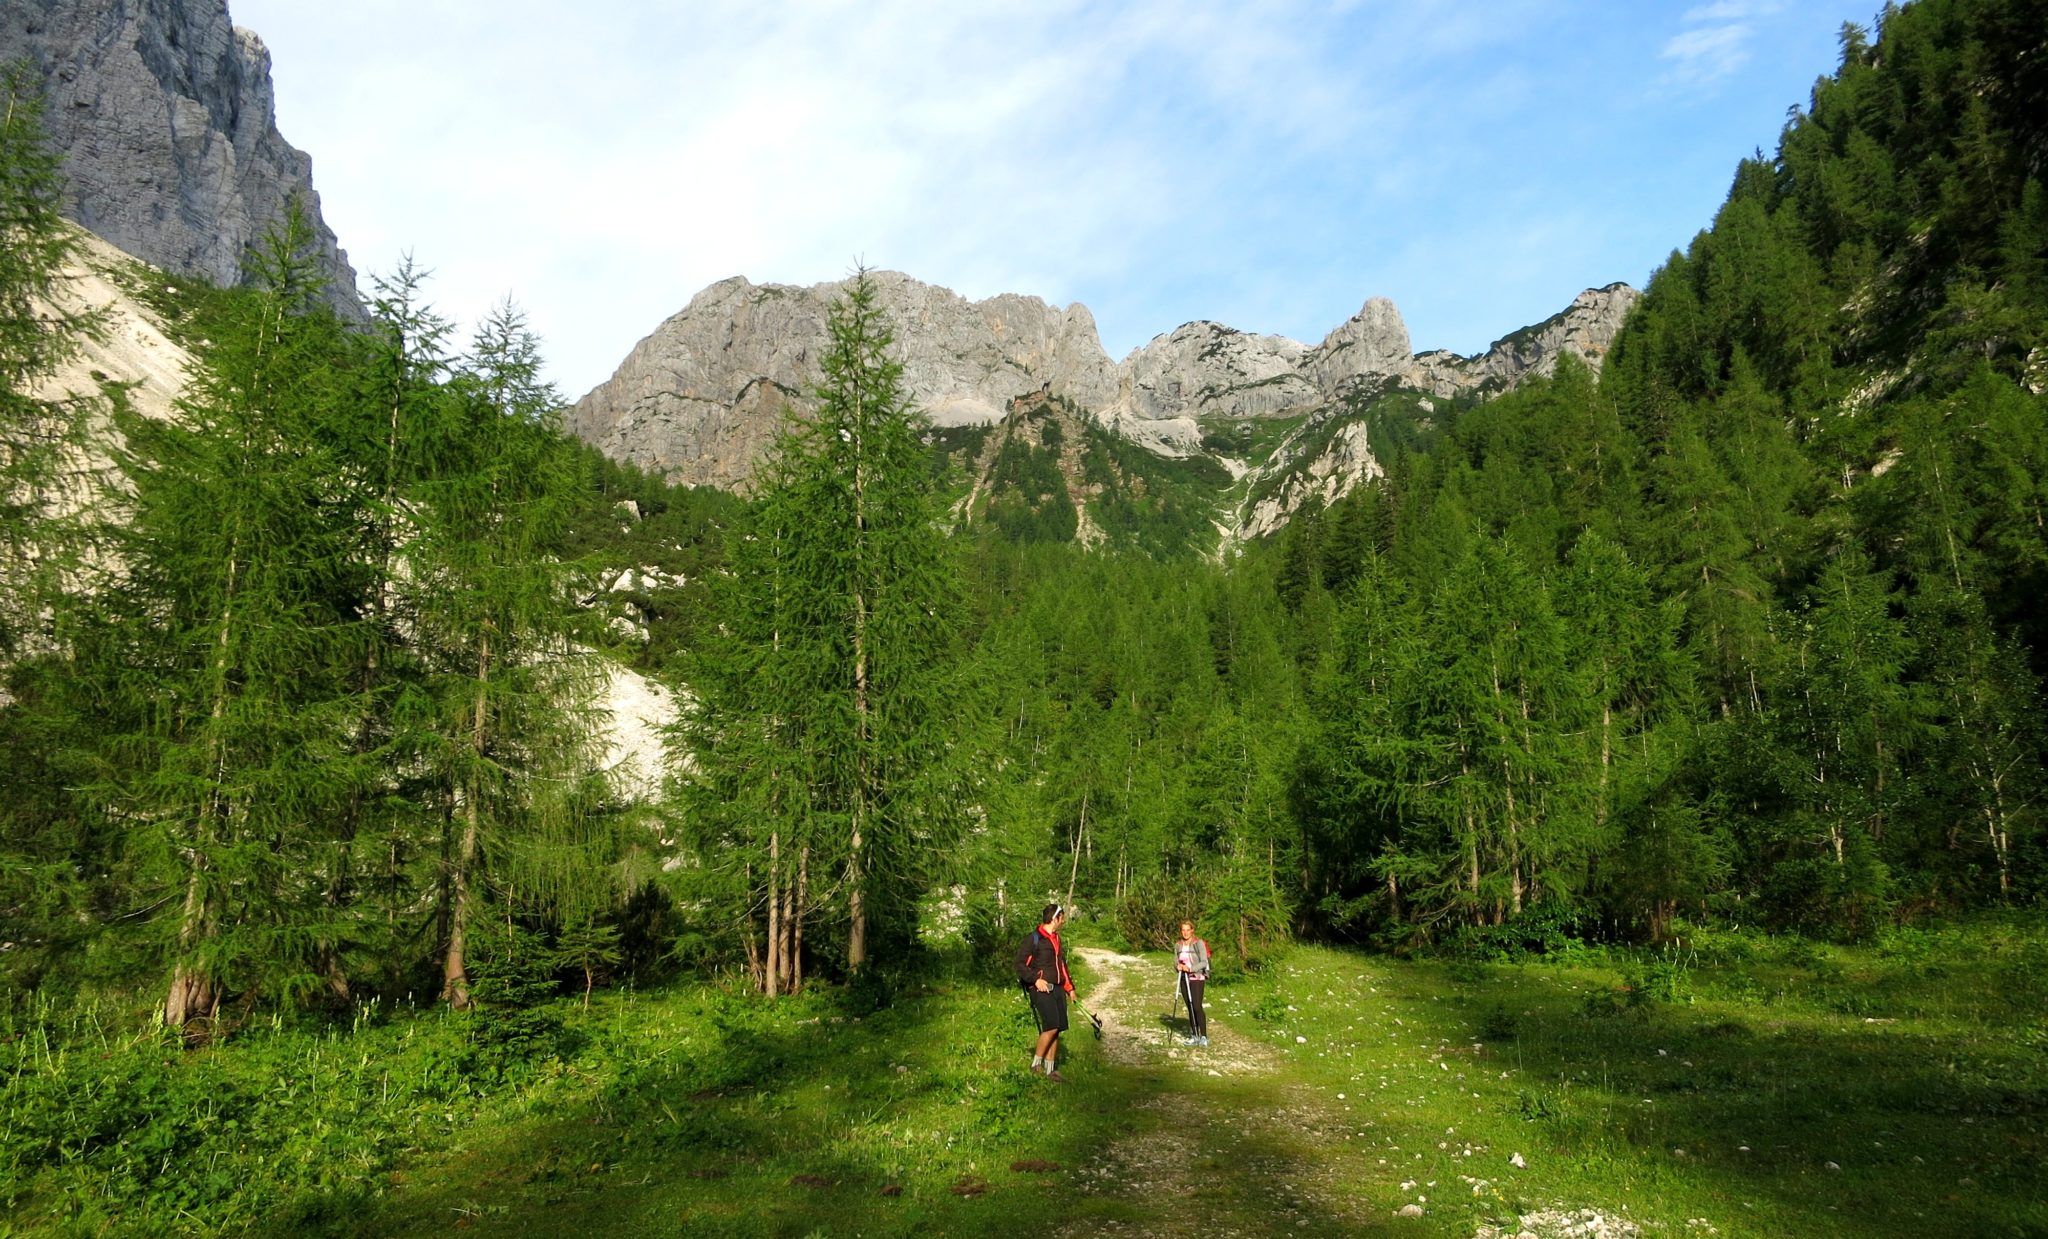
[568,272,1639,500]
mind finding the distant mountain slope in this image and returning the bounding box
[570,270,1636,548]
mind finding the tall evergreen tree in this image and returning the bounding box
[407,300,606,1008]
[1753,549,1915,932]
[0,61,105,991]
[0,60,94,661]
[681,271,964,982]
[89,206,374,1029]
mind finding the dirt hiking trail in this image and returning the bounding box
[1058,948,1384,1237]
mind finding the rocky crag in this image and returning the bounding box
[1,0,360,317]
[569,272,1120,492]
[572,272,1637,544]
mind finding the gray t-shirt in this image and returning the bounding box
[1175,937,1211,978]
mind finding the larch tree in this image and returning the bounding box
[407,300,606,1009]
[680,270,964,984]
[0,60,104,991]
[0,60,94,661]
[91,206,375,1031]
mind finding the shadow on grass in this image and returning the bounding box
[307,975,1167,1239]
[1391,957,2048,1239]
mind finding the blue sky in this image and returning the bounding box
[232,1,1867,401]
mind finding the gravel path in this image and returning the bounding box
[1059,948,1377,1238]
[1072,946,1275,1075]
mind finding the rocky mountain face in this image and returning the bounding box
[569,273,1119,491]
[572,271,1638,546]
[1,0,360,317]
[1404,283,1640,398]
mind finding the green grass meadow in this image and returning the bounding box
[3,918,2043,1237]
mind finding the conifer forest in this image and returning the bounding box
[3,2,2046,1235]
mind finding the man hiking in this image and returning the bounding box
[1017,902,1077,1082]
[1175,919,1211,1046]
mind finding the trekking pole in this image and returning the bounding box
[1071,994,1105,1041]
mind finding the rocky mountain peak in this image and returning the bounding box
[1,0,361,316]
[569,271,1118,491]
[573,272,1640,494]
[1308,295,1413,397]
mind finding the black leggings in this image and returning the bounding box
[1181,973,1206,1037]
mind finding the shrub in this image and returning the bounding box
[1440,904,1590,962]
[1115,872,1211,953]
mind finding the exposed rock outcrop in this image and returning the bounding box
[1306,295,1413,398]
[1,0,361,316]
[1404,283,1640,397]
[570,272,1117,490]
[1117,321,1315,423]
[1235,415,1390,543]
[575,273,1638,492]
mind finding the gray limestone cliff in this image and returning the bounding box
[0,0,361,316]
[575,274,1640,495]
[569,272,1117,491]
[1404,283,1641,398]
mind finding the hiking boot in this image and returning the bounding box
[1199,1035,1209,1046]
[1046,1069,1068,1084]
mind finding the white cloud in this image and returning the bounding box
[228,0,1847,404]
[1661,0,1785,91]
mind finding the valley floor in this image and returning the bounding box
[351,932,2045,1238]
[6,923,2044,1238]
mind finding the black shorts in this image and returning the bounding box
[1027,986,1069,1033]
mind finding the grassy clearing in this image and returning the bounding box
[0,969,1144,1238]
[1197,918,2048,1237]
[4,920,2043,1237]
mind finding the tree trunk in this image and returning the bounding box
[1065,792,1087,912]
[442,808,479,1009]
[442,632,490,1009]
[169,533,242,1032]
[1504,755,1523,917]
[1597,688,1613,831]
[847,380,871,974]
[794,844,809,990]
[164,861,219,1031]
[742,858,762,989]
[1987,767,2013,896]
[766,830,782,996]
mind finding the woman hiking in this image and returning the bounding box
[1016,903,1077,1082]
[1175,920,1211,1046]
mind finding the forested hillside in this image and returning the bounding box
[3,2,2048,1230]
[5,0,2046,1022]
[951,0,2048,956]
